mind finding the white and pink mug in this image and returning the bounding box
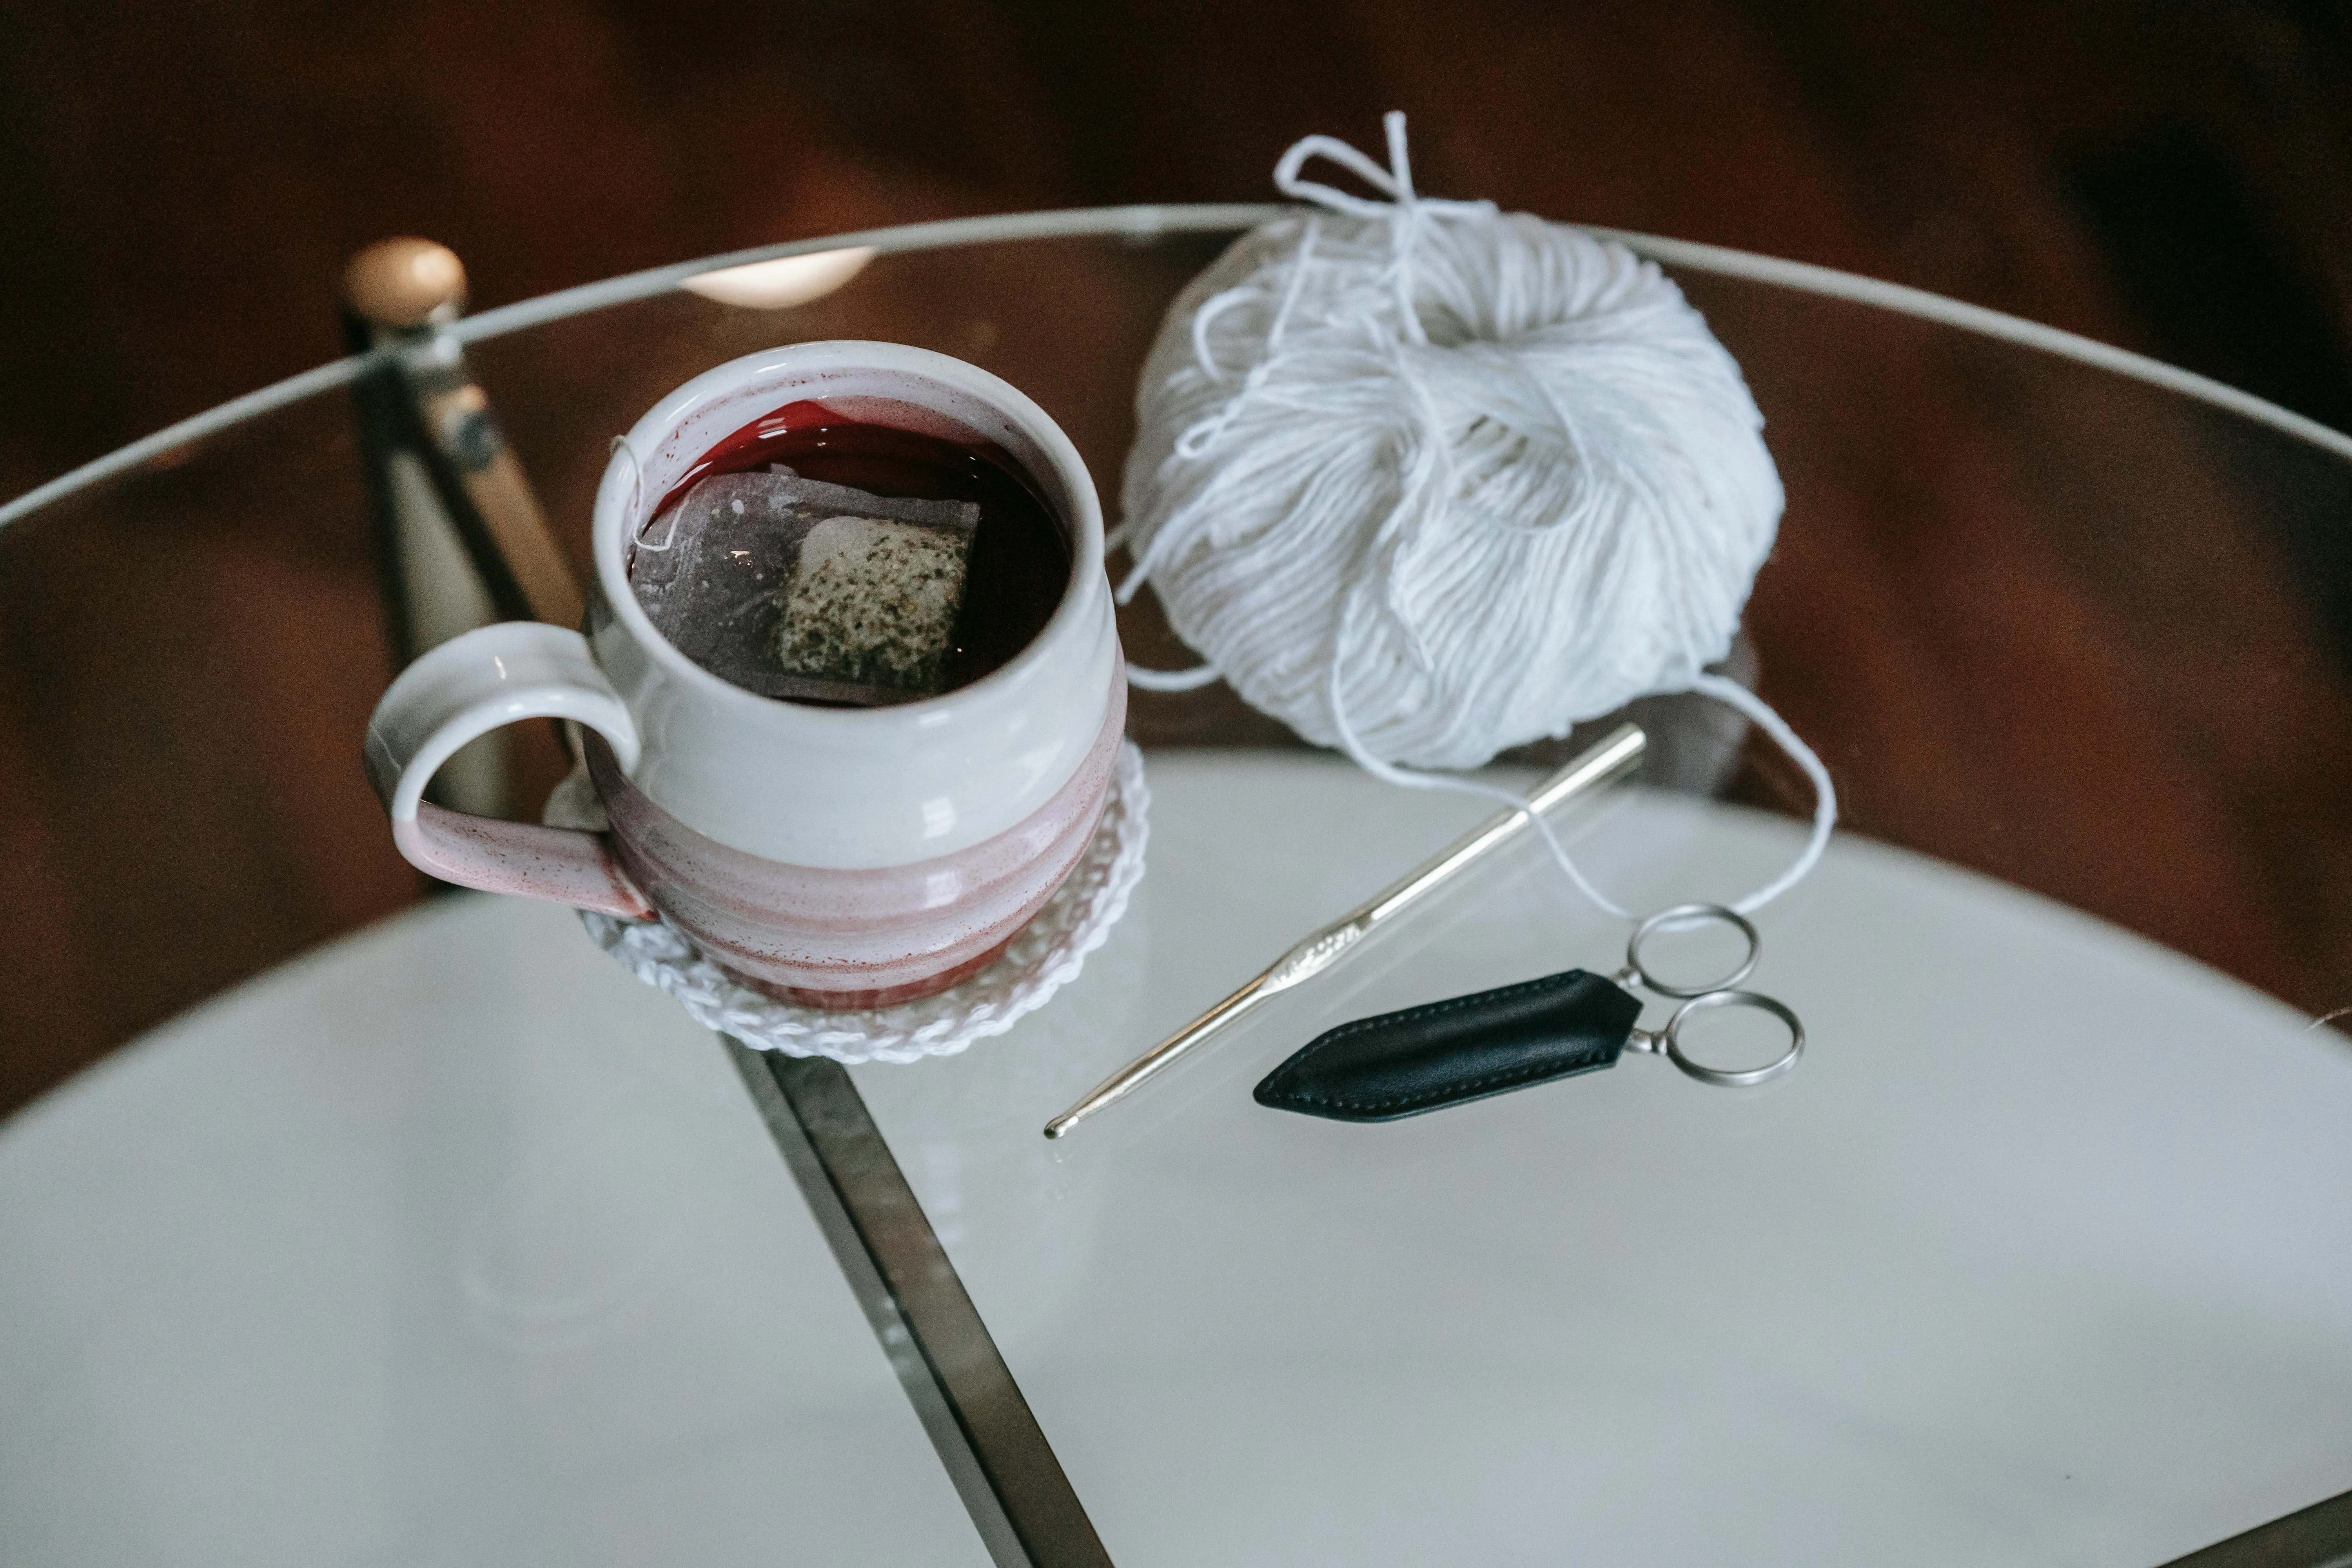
[363,342,1123,1009]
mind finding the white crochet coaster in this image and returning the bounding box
[546,743,1149,1064]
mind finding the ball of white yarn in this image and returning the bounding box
[1120,131,1785,772]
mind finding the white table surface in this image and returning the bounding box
[6,752,2349,1566]
[0,884,989,1568]
[853,753,2352,1567]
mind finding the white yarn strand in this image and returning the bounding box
[1687,672,1836,912]
[1120,113,1836,917]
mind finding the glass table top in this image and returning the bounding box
[3,207,2349,1565]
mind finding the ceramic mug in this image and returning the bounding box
[363,341,1124,1009]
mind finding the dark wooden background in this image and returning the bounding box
[5,0,2351,1118]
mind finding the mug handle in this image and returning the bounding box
[364,621,654,919]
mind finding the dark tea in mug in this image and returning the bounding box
[626,399,1072,707]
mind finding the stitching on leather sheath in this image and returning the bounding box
[1267,971,1614,1114]
[1278,971,1586,1076]
[1274,1045,1612,1115]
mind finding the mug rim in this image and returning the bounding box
[592,340,1106,730]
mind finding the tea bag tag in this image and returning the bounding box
[779,510,973,697]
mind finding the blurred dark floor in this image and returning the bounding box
[4,0,2352,1116]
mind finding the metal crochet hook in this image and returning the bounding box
[1042,722,1646,1139]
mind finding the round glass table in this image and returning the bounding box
[3,207,2349,1567]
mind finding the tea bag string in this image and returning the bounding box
[612,436,682,551]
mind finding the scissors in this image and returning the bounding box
[1606,902,1804,1087]
[1252,902,1804,1123]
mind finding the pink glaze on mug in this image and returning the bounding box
[393,805,655,921]
[588,682,1123,1009]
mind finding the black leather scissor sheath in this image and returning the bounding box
[1253,969,1643,1123]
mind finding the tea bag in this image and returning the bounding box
[630,468,979,704]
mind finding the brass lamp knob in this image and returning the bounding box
[344,238,467,331]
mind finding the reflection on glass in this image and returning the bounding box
[681,246,876,309]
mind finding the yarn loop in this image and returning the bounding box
[1120,114,1835,916]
